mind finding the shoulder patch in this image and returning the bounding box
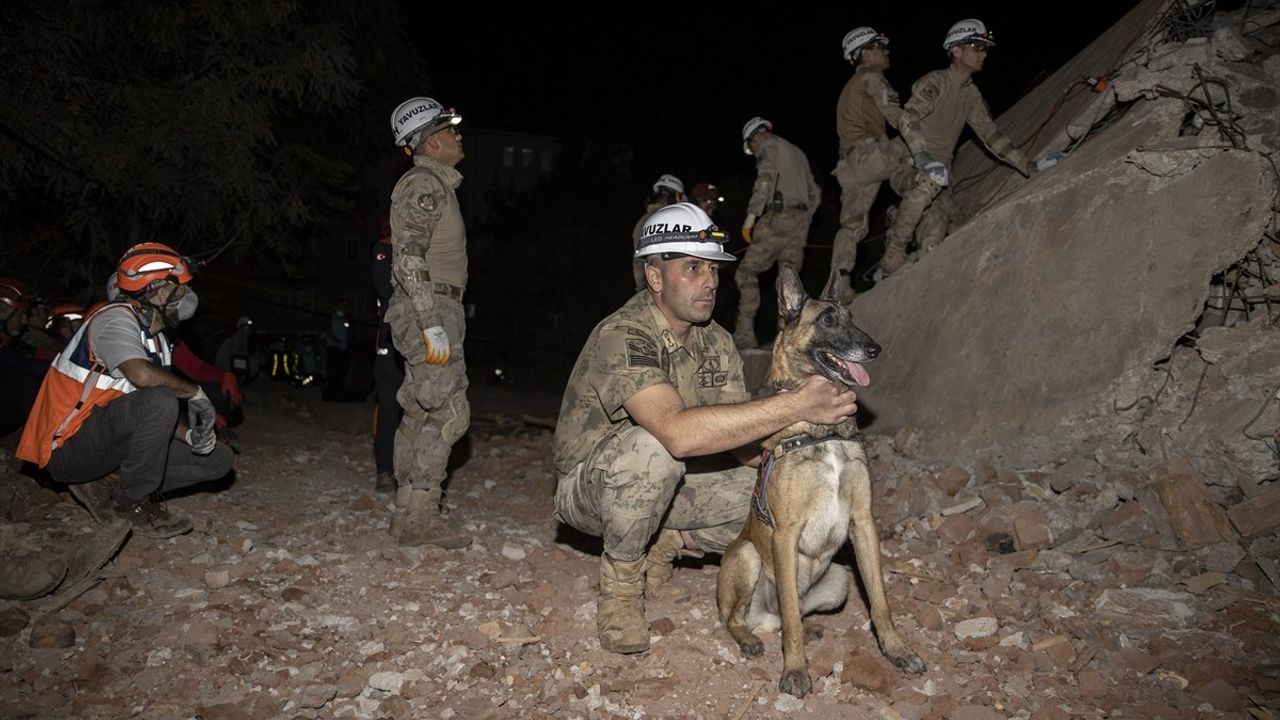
[418,193,440,213]
[625,328,659,369]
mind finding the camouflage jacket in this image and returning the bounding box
[837,66,902,153]
[747,134,822,218]
[553,291,749,475]
[901,66,1028,172]
[389,155,467,328]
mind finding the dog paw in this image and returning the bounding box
[778,668,813,698]
[738,638,765,658]
[888,649,926,675]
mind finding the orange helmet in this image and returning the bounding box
[0,278,30,311]
[50,303,85,320]
[116,242,194,293]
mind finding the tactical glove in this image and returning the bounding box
[422,326,450,366]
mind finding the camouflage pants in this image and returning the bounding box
[832,137,913,292]
[554,426,754,562]
[882,169,956,272]
[735,207,810,331]
[388,296,470,492]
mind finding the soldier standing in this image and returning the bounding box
[832,26,915,302]
[630,174,685,291]
[882,19,1030,275]
[385,96,471,549]
[734,118,821,349]
[554,202,859,654]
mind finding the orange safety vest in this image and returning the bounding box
[16,302,172,468]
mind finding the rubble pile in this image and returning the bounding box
[1,377,1277,718]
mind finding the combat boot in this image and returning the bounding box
[0,557,67,601]
[375,471,396,495]
[112,500,192,539]
[645,528,693,601]
[598,553,649,654]
[398,487,471,550]
[68,477,117,524]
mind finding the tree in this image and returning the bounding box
[0,0,425,298]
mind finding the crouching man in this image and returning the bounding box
[553,203,859,654]
[18,243,234,538]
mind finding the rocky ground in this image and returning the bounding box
[1,377,1278,720]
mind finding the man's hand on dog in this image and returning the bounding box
[792,375,858,424]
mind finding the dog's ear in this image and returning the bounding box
[777,267,807,323]
[820,267,842,303]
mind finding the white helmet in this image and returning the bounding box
[742,116,772,155]
[390,96,462,148]
[652,173,685,195]
[944,19,995,51]
[842,27,889,61]
[634,203,735,262]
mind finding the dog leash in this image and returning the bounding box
[752,431,865,527]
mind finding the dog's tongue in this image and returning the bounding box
[838,359,871,387]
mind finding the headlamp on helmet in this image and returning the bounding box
[634,203,736,262]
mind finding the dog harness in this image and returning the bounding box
[752,431,865,527]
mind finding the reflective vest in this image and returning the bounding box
[16,302,171,468]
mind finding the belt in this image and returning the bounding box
[430,282,464,301]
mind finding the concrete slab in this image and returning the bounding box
[849,101,1273,466]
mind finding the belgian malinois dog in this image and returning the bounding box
[716,267,925,698]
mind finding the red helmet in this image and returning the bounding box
[116,242,194,293]
[0,278,30,311]
[50,303,86,320]
[691,182,722,203]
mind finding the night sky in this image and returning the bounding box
[413,2,1144,183]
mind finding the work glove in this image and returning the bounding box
[913,152,949,187]
[185,427,218,455]
[421,326,450,366]
[220,371,242,408]
[1029,151,1066,176]
[741,213,756,245]
[186,388,217,455]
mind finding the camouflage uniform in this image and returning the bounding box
[832,66,915,299]
[554,292,755,562]
[385,154,469,540]
[630,201,666,292]
[884,66,1029,272]
[735,134,822,347]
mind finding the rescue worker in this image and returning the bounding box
[734,118,821,349]
[16,243,234,537]
[385,96,471,549]
[371,218,403,494]
[554,202,860,654]
[48,303,86,344]
[690,181,723,219]
[832,26,915,302]
[106,272,242,421]
[882,19,1030,275]
[0,279,49,438]
[215,316,254,380]
[631,174,686,291]
[322,301,351,402]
